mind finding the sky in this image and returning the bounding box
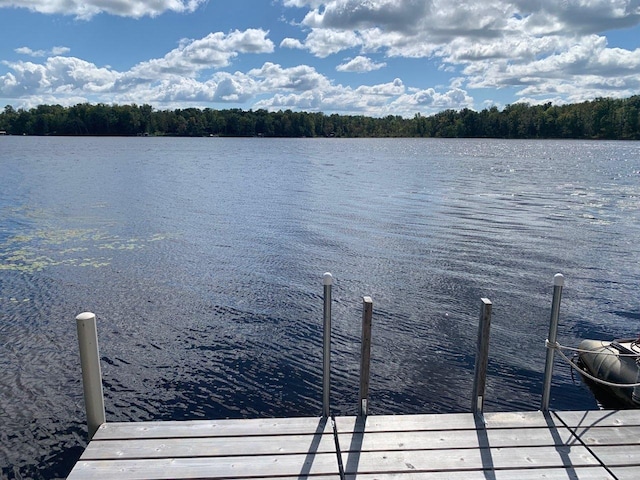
[0,0,639,117]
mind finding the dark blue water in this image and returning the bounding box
[1,137,639,479]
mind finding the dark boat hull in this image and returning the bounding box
[578,338,640,407]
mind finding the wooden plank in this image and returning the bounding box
[340,445,601,474]
[336,411,562,434]
[554,410,640,428]
[93,416,330,440]
[609,466,640,480]
[587,445,640,467]
[483,411,563,429]
[344,467,616,479]
[81,433,337,460]
[68,453,341,480]
[336,414,478,433]
[570,425,640,446]
[338,426,576,452]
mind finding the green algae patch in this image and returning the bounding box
[1,297,31,304]
[0,228,169,273]
[0,246,103,272]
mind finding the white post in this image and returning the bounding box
[76,312,106,439]
[359,296,373,416]
[322,272,333,418]
[541,273,564,411]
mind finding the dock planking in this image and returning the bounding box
[67,409,640,479]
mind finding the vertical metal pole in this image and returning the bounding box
[541,273,564,411]
[359,296,373,416]
[632,358,640,406]
[322,272,333,418]
[76,312,106,439]
[472,298,492,416]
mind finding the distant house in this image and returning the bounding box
[0,130,7,135]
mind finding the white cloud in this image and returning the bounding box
[336,55,386,72]
[0,29,277,108]
[399,87,474,110]
[125,29,274,80]
[282,0,325,7]
[252,70,470,117]
[0,56,118,100]
[355,78,404,96]
[15,46,71,57]
[280,38,305,50]
[300,0,427,31]
[52,46,71,55]
[282,0,324,8]
[294,1,640,41]
[514,0,640,34]
[0,0,206,19]
[131,78,210,103]
[249,62,330,91]
[301,28,362,57]
[212,77,250,103]
[463,34,640,98]
[3,1,640,115]
[282,2,522,58]
[254,91,324,111]
[281,1,640,105]
[15,47,46,57]
[0,48,474,115]
[2,36,472,116]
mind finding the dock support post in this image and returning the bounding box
[76,312,106,439]
[472,298,492,418]
[359,296,373,416]
[322,273,333,418]
[541,273,565,411]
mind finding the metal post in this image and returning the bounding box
[359,296,373,416]
[541,273,565,411]
[471,298,492,417]
[633,357,640,405]
[76,312,106,439]
[322,272,333,418]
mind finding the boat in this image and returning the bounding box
[577,337,640,407]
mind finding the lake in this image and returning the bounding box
[1,137,639,479]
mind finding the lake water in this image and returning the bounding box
[1,137,639,478]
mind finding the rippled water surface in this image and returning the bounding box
[1,137,639,478]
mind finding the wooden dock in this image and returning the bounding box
[67,409,640,479]
[69,283,640,479]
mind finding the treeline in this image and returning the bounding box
[1,95,640,139]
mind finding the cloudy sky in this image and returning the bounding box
[1,0,639,117]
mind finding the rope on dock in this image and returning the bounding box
[546,340,640,388]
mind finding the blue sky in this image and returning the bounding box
[1,0,639,117]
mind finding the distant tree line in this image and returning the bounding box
[1,95,640,139]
